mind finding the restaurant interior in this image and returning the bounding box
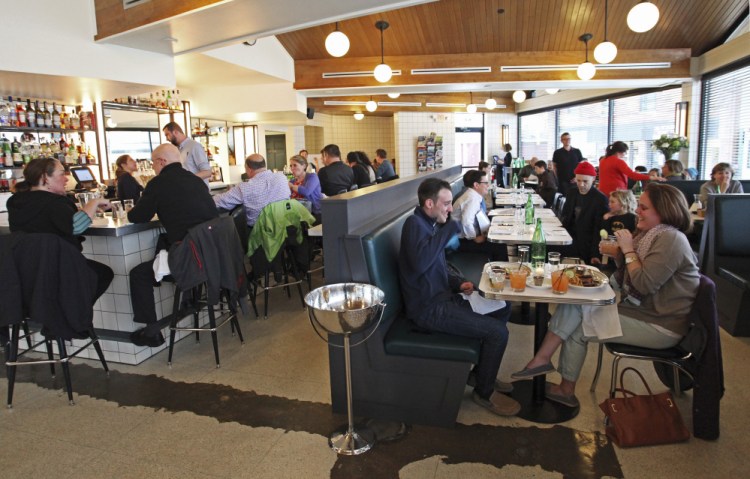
[1,1,750,477]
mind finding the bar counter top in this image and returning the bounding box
[0,211,162,237]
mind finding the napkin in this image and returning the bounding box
[461,291,506,314]
[581,304,622,340]
[153,250,171,282]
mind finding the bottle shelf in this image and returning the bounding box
[0,126,92,134]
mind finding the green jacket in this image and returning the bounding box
[248,199,316,261]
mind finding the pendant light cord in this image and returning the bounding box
[604,0,609,41]
[380,27,385,63]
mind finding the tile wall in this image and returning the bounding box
[320,114,395,164]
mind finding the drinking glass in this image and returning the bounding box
[110,201,125,222]
[485,265,505,291]
[548,251,561,272]
[552,270,569,294]
[123,199,135,212]
[517,245,529,265]
[509,269,529,292]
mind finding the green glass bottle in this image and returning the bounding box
[633,180,643,196]
[525,192,535,224]
[531,218,546,265]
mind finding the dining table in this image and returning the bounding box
[479,262,616,423]
[487,222,572,245]
[495,194,547,207]
[488,207,557,218]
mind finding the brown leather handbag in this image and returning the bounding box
[599,367,690,447]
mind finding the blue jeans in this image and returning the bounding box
[414,295,511,399]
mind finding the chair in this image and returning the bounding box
[589,274,723,439]
[0,233,109,407]
[247,199,316,319]
[554,195,566,218]
[166,216,248,367]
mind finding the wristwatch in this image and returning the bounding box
[625,253,638,265]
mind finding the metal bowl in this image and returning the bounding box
[305,283,385,335]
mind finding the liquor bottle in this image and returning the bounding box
[531,218,547,265]
[86,146,95,164]
[0,98,10,127]
[52,103,61,128]
[12,136,23,166]
[59,105,67,129]
[1,135,13,167]
[8,97,18,126]
[26,99,36,128]
[524,192,535,225]
[42,101,52,128]
[15,98,27,127]
[69,107,79,130]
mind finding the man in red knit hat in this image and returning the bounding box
[559,161,608,264]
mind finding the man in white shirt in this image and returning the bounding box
[163,122,212,186]
[453,169,507,260]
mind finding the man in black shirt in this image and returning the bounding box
[560,161,608,264]
[551,132,583,196]
[317,144,355,196]
[127,143,219,346]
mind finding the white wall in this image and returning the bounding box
[187,82,305,120]
[202,37,295,83]
[485,112,518,161]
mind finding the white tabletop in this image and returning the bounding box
[491,214,561,226]
[495,194,546,207]
[478,262,615,305]
[488,207,556,218]
[487,223,572,245]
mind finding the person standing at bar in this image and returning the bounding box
[551,132,583,196]
[126,143,218,346]
[114,154,144,204]
[162,122,212,187]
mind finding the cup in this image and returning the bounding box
[485,266,505,291]
[110,201,125,222]
[509,269,529,292]
[532,261,545,286]
[517,245,530,265]
[552,269,569,294]
[548,252,561,271]
[123,199,135,212]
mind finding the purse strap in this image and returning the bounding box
[618,367,654,396]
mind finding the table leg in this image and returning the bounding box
[509,301,533,326]
[509,302,580,423]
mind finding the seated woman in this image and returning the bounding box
[346,151,376,188]
[662,159,687,181]
[698,162,744,206]
[115,154,144,203]
[7,158,114,300]
[288,154,322,223]
[511,183,699,407]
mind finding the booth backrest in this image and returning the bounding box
[669,180,750,206]
[714,194,750,260]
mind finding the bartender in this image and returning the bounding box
[114,154,144,203]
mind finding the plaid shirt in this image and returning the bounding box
[213,170,290,226]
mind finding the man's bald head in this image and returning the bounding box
[244,153,267,179]
[152,143,182,174]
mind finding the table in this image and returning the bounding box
[479,263,616,423]
[690,211,705,224]
[491,214,561,226]
[488,207,556,218]
[487,223,572,245]
[495,194,546,207]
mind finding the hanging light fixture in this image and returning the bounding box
[627,1,660,33]
[387,93,400,99]
[512,90,526,103]
[594,0,618,64]
[325,22,350,57]
[545,88,560,95]
[353,112,365,120]
[466,92,477,113]
[485,92,497,110]
[373,20,393,83]
[365,97,378,112]
[577,33,596,80]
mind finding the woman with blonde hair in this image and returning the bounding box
[288,154,322,223]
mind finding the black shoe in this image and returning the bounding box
[130,328,165,347]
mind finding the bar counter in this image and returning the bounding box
[0,212,199,365]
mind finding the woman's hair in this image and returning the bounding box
[115,154,132,178]
[503,143,512,152]
[643,182,692,233]
[649,168,661,176]
[605,141,628,157]
[357,151,374,167]
[711,162,733,180]
[664,159,684,175]
[289,154,307,168]
[609,189,637,214]
[15,157,60,193]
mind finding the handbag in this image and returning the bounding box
[599,367,690,447]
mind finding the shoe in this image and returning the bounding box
[472,391,521,417]
[511,362,555,379]
[130,328,165,347]
[545,384,579,408]
[467,371,513,393]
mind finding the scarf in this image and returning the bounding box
[615,223,677,303]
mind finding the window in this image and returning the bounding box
[611,88,681,170]
[519,110,556,161]
[557,100,609,167]
[231,125,258,164]
[700,62,750,179]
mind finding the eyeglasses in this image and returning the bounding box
[478,181,490,184]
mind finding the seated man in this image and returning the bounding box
[534,160,558,208]
[127,143,219,346]
[318,144,355,196]
[398,178,519,417]
[452,170,507,260]
[373,148,396,181]
[560,161,608,264]
[213,154,290,228]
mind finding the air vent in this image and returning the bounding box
[411,67,492,75]
[123,0,151,9]
[426,103,466,108]
[377,101,422,107]
[322,70,402,79]
[500,62,671,72]
[323,101,368,106]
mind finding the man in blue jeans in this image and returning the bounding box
[398,178,520,417]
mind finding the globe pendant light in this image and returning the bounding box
[485,92,497,110]
[373,21,393,83]
[512,90,526,103]
[577,33,596,81]
[627,1,660,33]
[387,93,400,99]
[325,22,350,57]
[466,92,477,113]
[365,97,377,112]
[353,112,364,120]
[594,0,618,64]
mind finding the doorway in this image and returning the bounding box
[265,133,287,171]
[455,130,484,169]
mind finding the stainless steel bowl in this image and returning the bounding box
[305,283,385,335]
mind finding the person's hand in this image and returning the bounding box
[655,176,667,182]
[459,282,474,294]
[474,234,486,244]
[82,199,110,219]
[614,229,634,253]
[591,257,602,265]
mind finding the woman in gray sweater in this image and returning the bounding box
[511,183,699,407]
[698,162,743,206]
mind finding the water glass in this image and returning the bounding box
[517,245,529,265]
[548,251,561,271]
[110,201,126,222]
[123,199,135,212]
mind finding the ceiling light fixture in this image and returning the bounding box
[325,22,350,57]
[365,97,378,112]
[353,112,364,120]
[512,90,526,103]
[373,20,393,83]
[387,93,401,99]
[594,0,618,64]
[627,1,660,33]
[466,92,477,113]
[577,33,596,80]
[485,92,497,110]
[545,88,560,95]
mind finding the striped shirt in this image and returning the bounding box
[213,170,290,226]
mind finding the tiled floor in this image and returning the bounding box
[2,272,749,478]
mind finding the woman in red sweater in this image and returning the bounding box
[598,141,652,196]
